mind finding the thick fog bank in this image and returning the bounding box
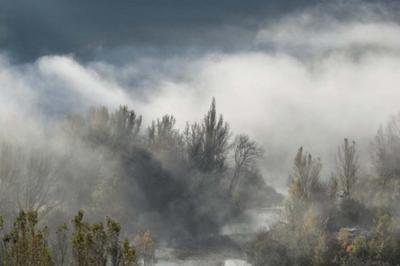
[2,1,400,185]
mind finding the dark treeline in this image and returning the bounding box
[59,98,280,240]
[247,113,400,265]
[0,98,281,264]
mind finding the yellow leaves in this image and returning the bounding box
[289,176,303,200]
[303,205,319,231]
[340,233,368,258]
[338,228,353,250]
[289,147,322,202]
[135,229,155,254]
[346,244,354,254]
[134,229,155,265]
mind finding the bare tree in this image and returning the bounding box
[85,105,142,149]
[18,148,63,217]
[0,143,63,218]
[229,134,263,195]
[87,106,111,145]
[111,105,142,146]
[336,138,358,198]
[371,113,400,183]
[0,143,19,212]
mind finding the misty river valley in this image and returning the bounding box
[2,1,400,265]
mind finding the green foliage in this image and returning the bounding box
[0,210,139,266]
[71,210,138,266]
[121,239,137,266]
[3,211,53,266]
[0,98,286,263]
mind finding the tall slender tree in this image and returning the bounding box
[289,147,322,202]
[336,138,358,198]
[184,98,231,172]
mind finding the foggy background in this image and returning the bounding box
[1,0,400,189]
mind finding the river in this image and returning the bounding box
[153,207,281,266]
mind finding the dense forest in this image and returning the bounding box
[0,98,282,265]
[0,97,400,265]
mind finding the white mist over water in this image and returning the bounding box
[221,207,281,236]
[154,208,281,265]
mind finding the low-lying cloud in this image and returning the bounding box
[1,1,400,187]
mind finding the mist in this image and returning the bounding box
[0,0,400,265]
[2,1,400,183]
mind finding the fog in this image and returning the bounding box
[0,0,400,265]
[1,1,400,185]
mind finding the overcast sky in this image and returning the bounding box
[0,0,399,186]
[0,0,325,62]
